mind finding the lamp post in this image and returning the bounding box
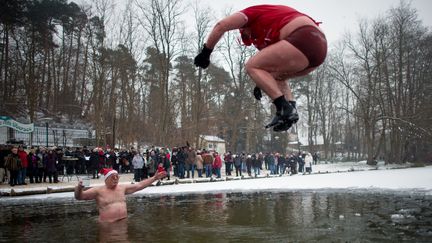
[46,122,49,147]
[39,117,53,147]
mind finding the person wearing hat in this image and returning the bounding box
[74,167,166,222]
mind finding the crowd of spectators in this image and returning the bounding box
[226,151,314,177]
[0,144,317,187]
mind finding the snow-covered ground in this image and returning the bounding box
[2,164,431,201]
[140,166,432,196]
[311,160,412,172]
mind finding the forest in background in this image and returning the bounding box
[1,0,431,164]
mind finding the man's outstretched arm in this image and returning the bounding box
[74,180,98,200]
[124,171,167,195]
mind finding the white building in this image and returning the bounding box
[199,135,226,154]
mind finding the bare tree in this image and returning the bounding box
[191,1,213,148]
[135,0,185,144]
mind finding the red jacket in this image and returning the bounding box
[18,150,28,168]
[213,155,222,169]
[239,5,319,50]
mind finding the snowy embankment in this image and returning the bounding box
[140,166,432,196]
[2,164,431,200]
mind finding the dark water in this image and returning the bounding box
[1,191,431,242]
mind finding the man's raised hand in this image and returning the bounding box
[194,44,213,69]
[155,171,167,180]
[253,86,262,100]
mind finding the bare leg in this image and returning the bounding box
[276,80,294,101]
[245,40,309,100]
[245,40,309,130]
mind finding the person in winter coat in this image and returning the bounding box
[297,152,305,173]
[202,150,214,178]
[186,148,197,178]
[176,147,186,179]
[45,149,58,183]
[132,151,145,182]
[278,154,286,175]
[89,149,100,179]
[5,146,21,186]
[36,148,45,183]
[252,153,261,176]
[146,151,156,178]
[234,154,242,177]
[246,154,253,176]
[170,148,178,177]
[266,153,276,175]
[212,152,223,178]
[104,147,117,169]
[161,151,171,180]
[288,154,297,175]
[0,145,9,184]
[304,152,313,173]
[224,152,233,176]
[195,151,204,178]
[17,147,28,185]
[27,148,40,183]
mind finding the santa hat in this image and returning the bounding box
[100,168,118,180]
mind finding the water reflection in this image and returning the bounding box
[0,191,431,242]
[98,219,129,242]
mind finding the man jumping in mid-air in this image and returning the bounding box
[195,4,327,131]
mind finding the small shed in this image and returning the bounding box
[199,135,226,154]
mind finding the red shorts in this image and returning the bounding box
[285,26,327,68]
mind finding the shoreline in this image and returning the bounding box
[1,164,430,197]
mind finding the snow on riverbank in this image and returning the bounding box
[2,165,431,201]
[140,166,432,196]
[312,160,412,172]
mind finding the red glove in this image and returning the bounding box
[157,166,165,173]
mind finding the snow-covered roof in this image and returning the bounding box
[200,135,225,143]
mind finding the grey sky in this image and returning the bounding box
[75,0,431,46]
[199,0,432,44]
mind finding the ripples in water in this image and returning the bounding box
[1,190,431,242]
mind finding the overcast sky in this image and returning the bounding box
[197,0,432,44]
[75,0,431,45]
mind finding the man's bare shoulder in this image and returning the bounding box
[89,184,106,191]
[83,185,102,195]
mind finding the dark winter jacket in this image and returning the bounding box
[234,155,242,167]
[5,153,21,171]
[45,152,57,172]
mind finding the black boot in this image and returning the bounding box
[273,101,298,132]
[266,97,298,129]
[279,99,298,122]
[273,119,293,132]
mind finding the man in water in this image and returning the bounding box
[74,168,166,222]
